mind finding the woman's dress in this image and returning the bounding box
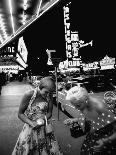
[12,91,63,155]
[81,103,116,155]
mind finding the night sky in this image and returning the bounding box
[21,0,115,74]
[70,1,115,62]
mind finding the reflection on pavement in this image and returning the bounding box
[1,82,33,96]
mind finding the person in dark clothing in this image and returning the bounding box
[65,86,116,155]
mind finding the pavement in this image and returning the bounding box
[0,81,85,155]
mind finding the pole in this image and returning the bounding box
[55,66,59,120]
[52,57,61,121]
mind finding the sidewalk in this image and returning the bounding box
[0,81,84,155]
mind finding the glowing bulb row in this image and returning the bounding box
[0,14,9,41]
[20,0,31,25]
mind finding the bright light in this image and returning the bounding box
[20,12,28,25]
[18,36,28,63]
[23,0,29,10]
[0,14,8,40]
[8,0,15,34]
[0,34,4,43]
[0,0,61,49]
[36,0,43,16]
[20,0,30,25]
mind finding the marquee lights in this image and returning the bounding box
[20,0,31,25]
[20,12,28,25]
[23,0,30,10]
[36,0,43,16]
[0,14,8,41]
[8,0,15,34]
[0,0,61,49]
[0,34,4,44]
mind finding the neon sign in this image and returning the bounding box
[63,3,72,59]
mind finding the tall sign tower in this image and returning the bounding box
[62,1,93,69]
[63,2,72,60]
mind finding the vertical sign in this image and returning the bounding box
[71,31,79,58]
[63,3,72,59]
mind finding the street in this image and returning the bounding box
[0,81,85,155]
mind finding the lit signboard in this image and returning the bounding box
[68,60,80,67]
[0,65,19,73]
[71,31,79,58]
[16,36,28,69]
[63,4,72,59]
[59,58,81,69]
[0,41,17,57]
[82,62,99,71]
[100,55,115,70]
[0,57,17,66]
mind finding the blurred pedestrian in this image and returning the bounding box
[12,76,63,155]
[65,86,116,154]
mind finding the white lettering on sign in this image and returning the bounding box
[71,33,79,42]
[83,62,99,70]
[68,60,80,67]
[0,65,19,71]
[59,60,68,69]
[63,5,72,59]
[1,47,15,53]
[67,51,72,58]
[100,65,114,70]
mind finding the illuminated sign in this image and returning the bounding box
[0,47,15,53]
[100,65,115,70]
[68,60,80,67]
[16,36,28,68]
[46,49,56,65]
[100,55,115,66]
[18,36,28,64]
[82,62,99,71]
[59,59,68,69]
[0,57,16,66]
[71,31,79,58]
[59,58,81,69]
[100,55,115,70]
[0,65,19,73]
[63,4,72,59]
[0,41,17,57]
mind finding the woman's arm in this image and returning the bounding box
[18,90,37,128]
[101,123,116,144]
[46,93,54,120]
[89,96,108,115]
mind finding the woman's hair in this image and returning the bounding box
[39,76,56,92]
[65,86,89,108]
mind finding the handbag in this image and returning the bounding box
[70,122,84,138]
[45,116,53,134]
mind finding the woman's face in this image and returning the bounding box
[70,97,86,111]
[40,88,50,98]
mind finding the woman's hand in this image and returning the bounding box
[93,139,105,152]
[30,119,45,129]
[64,118,78,126]
[31,121,39,128]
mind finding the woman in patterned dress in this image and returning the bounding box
[12,76,63,155]
[65,86,116,154]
